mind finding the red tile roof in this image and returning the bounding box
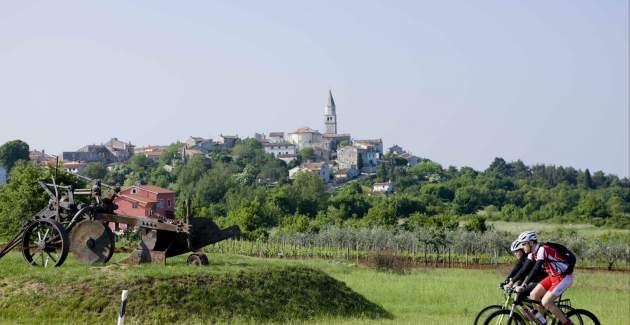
[137,184,175,194]
[122,184,175,195]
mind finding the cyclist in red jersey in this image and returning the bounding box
[516,230,575,325]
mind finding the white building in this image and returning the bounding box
[372,181,394,194]
[287,127,323,149]
[289,162,331,183]
[268,132,285,143]
[263,142,296,157]
[63,161,87,174]
[0,166,7,185]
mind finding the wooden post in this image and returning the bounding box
[117,290,128,325]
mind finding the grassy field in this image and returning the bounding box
[489,221,630,237]
[0,252,628,324]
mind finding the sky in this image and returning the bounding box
[0,1,628,177]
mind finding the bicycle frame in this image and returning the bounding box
[494,287,571,325]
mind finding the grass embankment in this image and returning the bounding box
[0,252,628,324]
[0,253,389,324]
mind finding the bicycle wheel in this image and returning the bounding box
[549,304,576,325]
[474,305,502,325]
[483,309,527,325]
[565,309,600,325]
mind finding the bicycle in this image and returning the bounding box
[482,287,600,325]
[474,286,573,325]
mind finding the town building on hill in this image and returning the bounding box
[332,165,359,184]
[400,152,422,166]
[353,139,383,154]
[185,136,216,153]
[217,134,239,149]
[135,145,166,162]
[336,144,380,174]
[263,142,296,157]
[62,138,135,164]
[388,145,404,155]
[63,161,87,174]
[289,162,331,183]
[268,132,285,143]
[372,181,394,195]
[287,127,323,149]
[324,90,337,135]
[29,149,58,165]
[114,184,176,219]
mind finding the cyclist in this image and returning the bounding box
[502,239,547,299]
[516,230,576,325]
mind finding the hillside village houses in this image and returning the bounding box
[63,138,135,164]
[135,145,167,162]
[29,149,58,166]
[22,90,420,190]
[182,134,240,159]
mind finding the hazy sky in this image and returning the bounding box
[1,1,628,177]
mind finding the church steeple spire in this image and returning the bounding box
[324,90,337,134]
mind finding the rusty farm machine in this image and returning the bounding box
[0,177,240,267]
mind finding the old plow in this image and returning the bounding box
[0,178,240,267]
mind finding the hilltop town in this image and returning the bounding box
[23,91,421,192]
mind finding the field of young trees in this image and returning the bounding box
[1,138,629,243]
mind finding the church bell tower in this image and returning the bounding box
[324,90,337,134]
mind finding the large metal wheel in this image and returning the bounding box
[70,220,115,264]
[187,252,209,266]
[22,219,70,267]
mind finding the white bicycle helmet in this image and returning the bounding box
[510,239,522,252]
[517,230,537,243]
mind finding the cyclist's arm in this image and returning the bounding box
[510,258,533,283]
[505,256,525,282]
[521,260,544,286]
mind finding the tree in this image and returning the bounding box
[464,215,488,233]
[580,169,594,189]
[0,140,29,171]
[329,182,370,219]
[376,162,388,182]
[409,160,443,182]
[290,172,328,217]
[298,147,315,162]
[363,200,397,227]
[406,212,458,231]
[160,142,183,165]
[0,162,46,238]
[82,162,107,180]
[453,186,486,214]
[0,162,82,238]
[486,157,512,177]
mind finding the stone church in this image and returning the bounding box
[287,91,351,160]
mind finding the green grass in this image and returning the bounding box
[489,220,630,237]
[0,252,627,324]
[0,253,388,324]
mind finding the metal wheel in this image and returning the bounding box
[482,309,527,325]
[474,305,503,325]
[21,219,69,267]
[187,253,209,266]
[70,220,115,264]
[563,309,600,325]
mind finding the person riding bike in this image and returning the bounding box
[516,230,576,325]
[502,239,547,299]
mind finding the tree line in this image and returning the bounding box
[0,138,628,240]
